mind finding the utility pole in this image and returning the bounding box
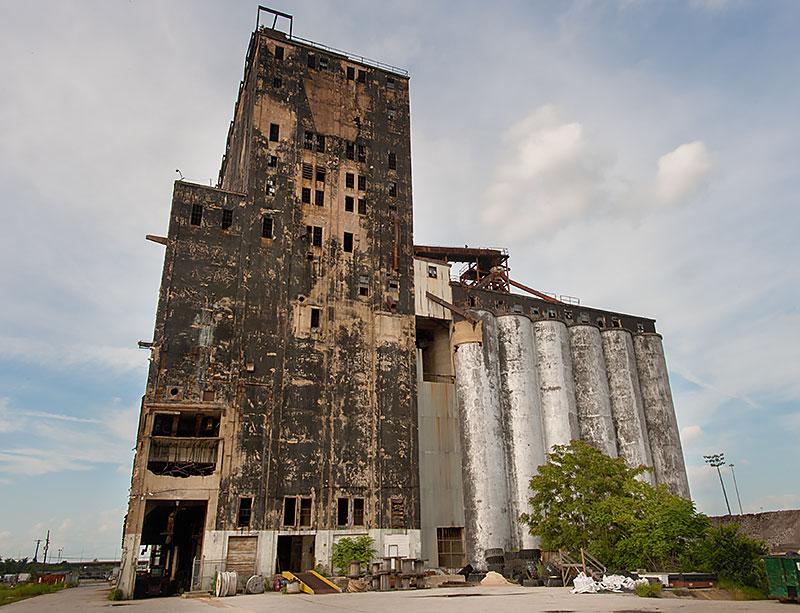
[729,463,744,514]
[57,548,63,564]
[42,530,50,568]
[33,539,42,563]
[704,453,731,515]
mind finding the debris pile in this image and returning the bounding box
[571,572,650,594]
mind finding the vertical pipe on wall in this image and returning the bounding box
[602,329,655,485]
[569,325,617,458]
[452,311,512,566]
[533,320,579,451]
[634,334,691,498]
[496,314,546,549]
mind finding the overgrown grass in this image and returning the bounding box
[635,581,663,598]
[0,583,63,607]
[107,588,124,601]
[718,578,768,600]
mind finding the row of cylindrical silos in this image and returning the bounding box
[452,310,690,567]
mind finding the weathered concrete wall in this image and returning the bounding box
[713,510,800,553]
[602,329,655,484]
[534,319,579,451]
[453,311,512,566]
[569,325,617,458]
[496,314,545,549]
[634,334,690,498]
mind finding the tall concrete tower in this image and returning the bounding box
[119,11,418,598]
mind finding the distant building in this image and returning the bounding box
[118,9,688,598]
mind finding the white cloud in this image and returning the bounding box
[652,141,712,205]
[681,425,705,443]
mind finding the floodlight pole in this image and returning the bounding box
[704,453,731,515]
[728,463,744,515]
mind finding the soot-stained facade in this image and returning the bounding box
[119,12,690,598]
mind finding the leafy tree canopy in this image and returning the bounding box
[329,536,377,576]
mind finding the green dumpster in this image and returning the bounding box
[764,555,800,603]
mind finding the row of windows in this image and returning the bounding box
[189,204,274,239]
[236,495,367,529]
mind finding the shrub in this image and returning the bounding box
[108,588,124,601]
[330,536,377,576]
[635,581,663,598]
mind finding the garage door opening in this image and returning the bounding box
[275,535,315,574]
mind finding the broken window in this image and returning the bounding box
[388,108,396,120]
[357,69,366,83]
[274,46,284,60]
[564,310,573,321]
[345,196,354,212]
[346,142,355,160]
[531,306,540,317]
[345,172,354,189]
[316,134,325,153]
[353,498,365,526]
[221,209,233,230]
[310,308,321,330]
[307,53,315,69]
[266,178,276,196]
[390,498,405,528]
[358,175,366,191]
[299,498,312,527]
[273,76,282,88]
[237,497,252,528]
[387,77,395,92]
[388,151,396,170]
[315,189,324,206]
[283,497,297,527]
[437,527,465,568]
[427,265,437,279]
[318,56,328,71]
[548,309,557,318]
[262,216,273,239]
[597,317,605,328]
[637,322,645,333]
[357,144,366,163]
[302,163,313,180]
[268,155,278,168]
[336,498,349,527]
[388,279,399,292]
[346,66,355,80]
[343,232,353,252]
[388,181,397,197]
[358,275,369,297]
[611,317,622,328]
[269,123,279,142]
[304,131,314,151]
[315,166,326,183]
[312,226,322,247]
[190,204,203,226]
[357,198,366,215]
[301,187,311,204]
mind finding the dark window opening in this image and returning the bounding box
[388,152,396,170]
[387,77,395,91]
[597,317,605,328]
[612,317,622,328]
[237,497,252,528]
[316,134,325,153]
[345,196,354,212]
[190,204,203,226]
[357,69,366,83]
[388,181,397,197]
[269,123,279,142]
[345,172,354,189]
[637,322,645,333]
[468,296,476,307]
[353,498,365,526]
[388,108,396,120]
[531,307,540,317]
[301,187,311,204]
[346,66,355,80]
[283,497,297,527]
[268,155,278,168]
[388,279,399,291]
[357,144,366,163]
[307,53,315,69]
[299,498,312,527]
[564,310,573,321]
[336,498,349,527]
[357,198,366,215]
[427,265,437,278]
[302,163,313,180]
[346,142,355,160]
[359,275,369,297]
[312,226,322,247]
[343,232,353,252]
[310,308,321,330]
[273,76,282,88]
[274,46,284,60]
[315,167,326,183]
[315,189,324,206]
[304,131,314,150]
[437,527,465,569]
[358,175,366,191]
[548,309,557,318]
[262,216,273,239]
[318,56,328,71]
[390,498,405,528]
[221,209,233,230]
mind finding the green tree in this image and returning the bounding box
[520,440,708,570]
[329,536,377,576]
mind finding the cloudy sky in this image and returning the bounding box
[1,0,798,561]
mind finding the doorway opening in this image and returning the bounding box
[275,535,315,573]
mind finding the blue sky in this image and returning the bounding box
[1,0,798,560]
